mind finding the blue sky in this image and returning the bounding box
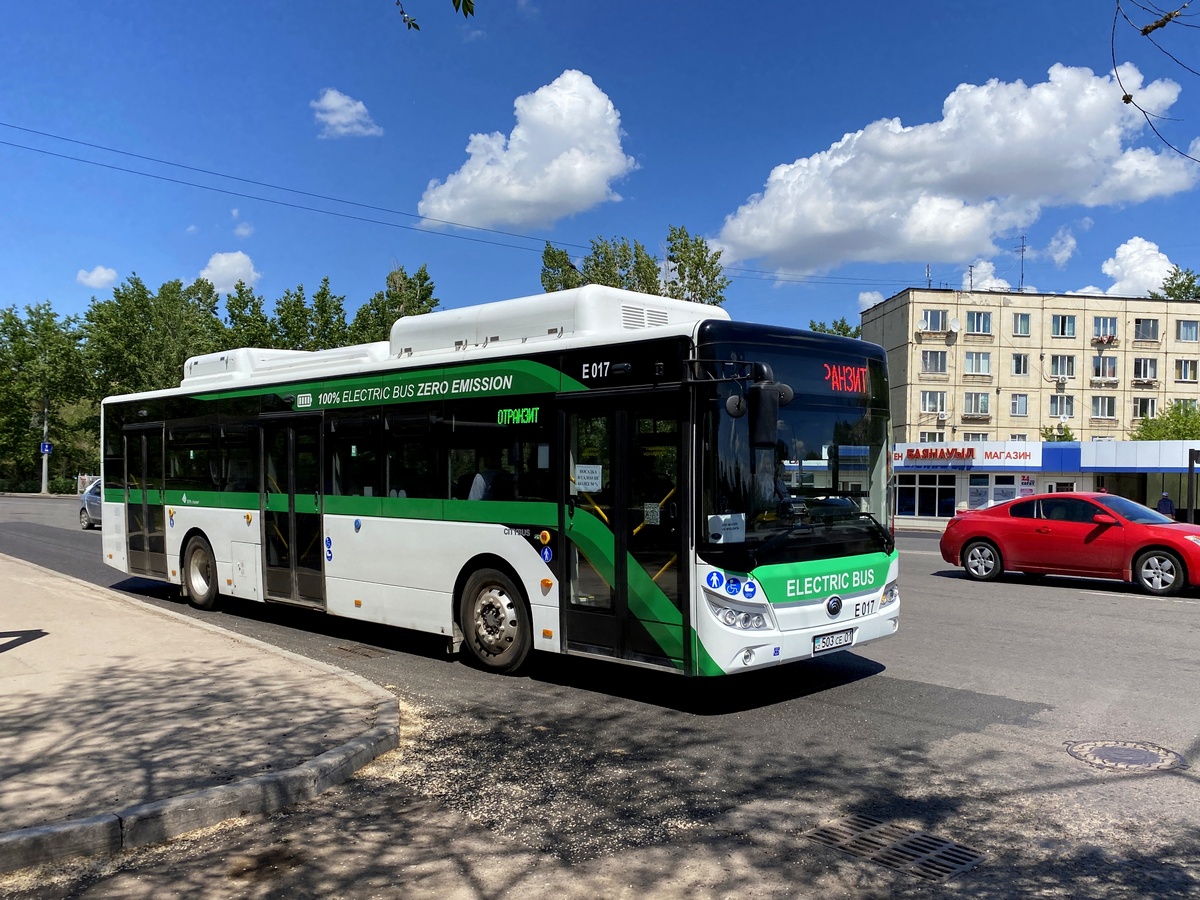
[3,1,1199,332]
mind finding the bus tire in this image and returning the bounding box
[459,568,531,674]
[962,540,1002,582]
[184,536,219,610]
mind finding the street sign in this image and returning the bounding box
[40,442,52,455]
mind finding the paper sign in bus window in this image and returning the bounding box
[575,464,603,492]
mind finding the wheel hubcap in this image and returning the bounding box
[189,553,211,595]
[471,586,517,656]
[967,546,994,577]
[1141,556,1176,590]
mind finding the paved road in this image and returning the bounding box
[1,495,1198,898]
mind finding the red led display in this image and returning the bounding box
[823,363,868,393]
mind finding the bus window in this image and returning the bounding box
[327,414,380,497]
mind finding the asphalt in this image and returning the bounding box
[0,552,400,876]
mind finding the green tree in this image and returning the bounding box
[809,317,862,338]
[273,284,314,350]
[224,281,274,349]
[662,225,730,305]
[81,275,226,398]
[1039,424,1075,442]
[581,236,661,293]
[311,277,349,350]
[348,265,439,344]
[396,0,474,31]
[540,243,585,293]
[0,303,88,485]
[1148,265,1200,301]
[1130,400,1200,440]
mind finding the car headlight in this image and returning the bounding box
[880,579,900,609]
[1185,535,1200,548]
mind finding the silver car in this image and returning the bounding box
[80,479,102,529]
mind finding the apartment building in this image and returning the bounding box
[861,287,1200,444]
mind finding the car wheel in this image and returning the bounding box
[184,536,220,610]
[459,568,531,674]
[79,508,92,530]
[1133,549,1184,596]
[963,540,1002,581]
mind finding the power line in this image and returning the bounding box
[0,121,934,295]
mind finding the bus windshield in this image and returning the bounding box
[698,337,893,570]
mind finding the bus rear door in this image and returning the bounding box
[262,417,325,607]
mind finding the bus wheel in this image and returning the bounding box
[459,569,531,674]
[962,540,1002,582]
[184,537,219,610]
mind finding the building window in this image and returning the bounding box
[966,311,992,335]
[918,431,947,443]
[1175,359,1198,382]
[1177,320,1198,342]
[1049,394,1075,417]
[962,432,989,441]
[896,472,957,518]
[1052,314,1076,337]
[1012,312,1030,336]
[964,351,991,375]
[920,390,946,412]
[1011,393,1028,416]
[921,309,947,332]
[1092,356,1117,379]
[1134,318,1160,341]
[1177,399,1199,411]
[1133,357,1158,380]
[1012,353,1029,376]
[921,350,947,373]
[1093,316,1118,338]
[1133,397,1158,419]
[1050,355,1076,377]
[1092,395,1116,418]
[1010,433,1028,441]
[964,392,990,415]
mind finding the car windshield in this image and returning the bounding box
[1094,494,1174,524]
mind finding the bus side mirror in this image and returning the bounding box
[748,382,793,448]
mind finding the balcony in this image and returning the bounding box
[1089,376,1119,386]
[1092,334,1119,346]
[1130,378,1159,388]
[960,412,992,422]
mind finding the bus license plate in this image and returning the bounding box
[813,629,854,653]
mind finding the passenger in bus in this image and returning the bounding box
[468,450,509,500]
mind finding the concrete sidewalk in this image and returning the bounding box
[0,553,399,874]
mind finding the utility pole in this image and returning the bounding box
[40,402,49,495]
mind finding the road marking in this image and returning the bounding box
[902,549,943,557]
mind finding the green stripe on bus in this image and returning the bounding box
[691,631,725,677]
[192,359,589,408]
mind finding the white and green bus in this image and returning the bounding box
[100,285,899,675]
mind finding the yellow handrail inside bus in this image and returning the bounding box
[651,554,678,583]
[632,486,677,536]
[568,475,610,525]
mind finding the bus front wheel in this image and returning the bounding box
[184,536,219,610]
[459,569,531,674]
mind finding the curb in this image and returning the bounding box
[0,555,402,875]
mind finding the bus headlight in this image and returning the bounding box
[708,595,771,630]
[880,579,900,609]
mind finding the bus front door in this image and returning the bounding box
[262,418,325,608]
[561,399,686,670]
[125,426,168,579]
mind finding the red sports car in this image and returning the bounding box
[939,492,1200,595]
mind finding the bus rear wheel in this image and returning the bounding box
[184,536,219,610]
[459,569,531,674]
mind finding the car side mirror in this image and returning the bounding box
[1093,514,1118,525]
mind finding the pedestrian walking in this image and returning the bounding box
[1157,491,1176,520]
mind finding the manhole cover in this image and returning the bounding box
[804,814,983,882]
[1065,740,1187,771]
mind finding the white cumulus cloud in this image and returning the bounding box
[234,221,254,238]
[76,266,117,289]
[1077,237,1173,296]
[200,251,261,294]
[418,69,637,229]
[717,63,1198,274]
[858,291,884,311]
[310,88,383,139]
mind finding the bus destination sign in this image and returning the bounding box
[823,362,869,394]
